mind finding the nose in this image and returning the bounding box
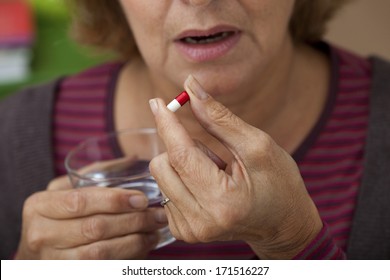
[185,0,213,7]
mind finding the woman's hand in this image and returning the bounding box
[149,75,323,259]
[15,176,167,259]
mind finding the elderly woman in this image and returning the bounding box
[0,0,389,260]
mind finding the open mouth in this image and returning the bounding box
[180,31,236,44]
[174,27,242,62]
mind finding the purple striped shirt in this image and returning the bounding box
[53,44,371,259]
[292,47,371,259]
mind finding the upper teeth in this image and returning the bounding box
[183,32,231,44]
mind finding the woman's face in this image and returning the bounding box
[119,0,295,98]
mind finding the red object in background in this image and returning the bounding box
[0,0,34,47]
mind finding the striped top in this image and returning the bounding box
[53,44,371,259]
[293,47,371,259]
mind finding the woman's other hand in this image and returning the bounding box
[15,176,167,259]
[149,75,323,259]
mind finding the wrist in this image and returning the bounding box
[246,205,323,259]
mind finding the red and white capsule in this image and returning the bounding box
[166,91,190,112]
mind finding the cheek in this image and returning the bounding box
[118,1,168,63]
[248,0,295,44]
[120,2,158,40]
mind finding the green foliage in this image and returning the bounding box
[28,0,69,20]
[0,1,107,99]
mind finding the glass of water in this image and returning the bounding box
[64,128,175,249]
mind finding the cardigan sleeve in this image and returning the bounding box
[296,57,390,260]
[346,57,390,259]
[0,80,60,259]
[293,222,346,259]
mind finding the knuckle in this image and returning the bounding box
[21,194,49,252]
[242,130,275,162]
[81,216,106,242]
[207,102,238,128]
[25,226,45,252]
[169,145,195,173]
[63,189,86,215]
[22,193,39,218]
[22,191,51,220]
[257,131,274,150]
[149,153,167,177]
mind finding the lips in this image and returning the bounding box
[180,31,235,44]
[174,26,242,62]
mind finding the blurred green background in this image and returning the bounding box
[0,0,108,99]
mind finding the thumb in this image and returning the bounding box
[47,175,73,191]
[184,75,259,156]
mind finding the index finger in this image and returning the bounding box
[30,187,148,219]
[148,98,196,154]
[149,98,222,174]
[148,98,226,194]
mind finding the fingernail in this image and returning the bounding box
[129,195,148,209]
[154,208,168,224]
[185,75,209,100]
[149,99,159,115]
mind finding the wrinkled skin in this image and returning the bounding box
[15,0,327,259]
[15,176,168,259]
[149,76,322,259]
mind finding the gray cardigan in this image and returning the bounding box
[0,57,389,260]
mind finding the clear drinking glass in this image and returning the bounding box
[64,128,175,249]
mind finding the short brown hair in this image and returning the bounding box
[66,0,352,59]
[290,0,352,43]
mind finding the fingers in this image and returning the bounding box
[26,187,149,219]
[162,200,199,243]
[149,98,227,193]
[29,208,167,249]
[19,183,168,259]
[149,95,225,171]
[150,153,198,210]
[148,98,197,153]
[184,75,263,158]
[150,153,225,243]
[47,175,73,191]
[46,232,159,259]
[151,98,229,182]
[194,140,227,170]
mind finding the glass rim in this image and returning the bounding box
[66,170,154,184]
[64,127,158,182]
